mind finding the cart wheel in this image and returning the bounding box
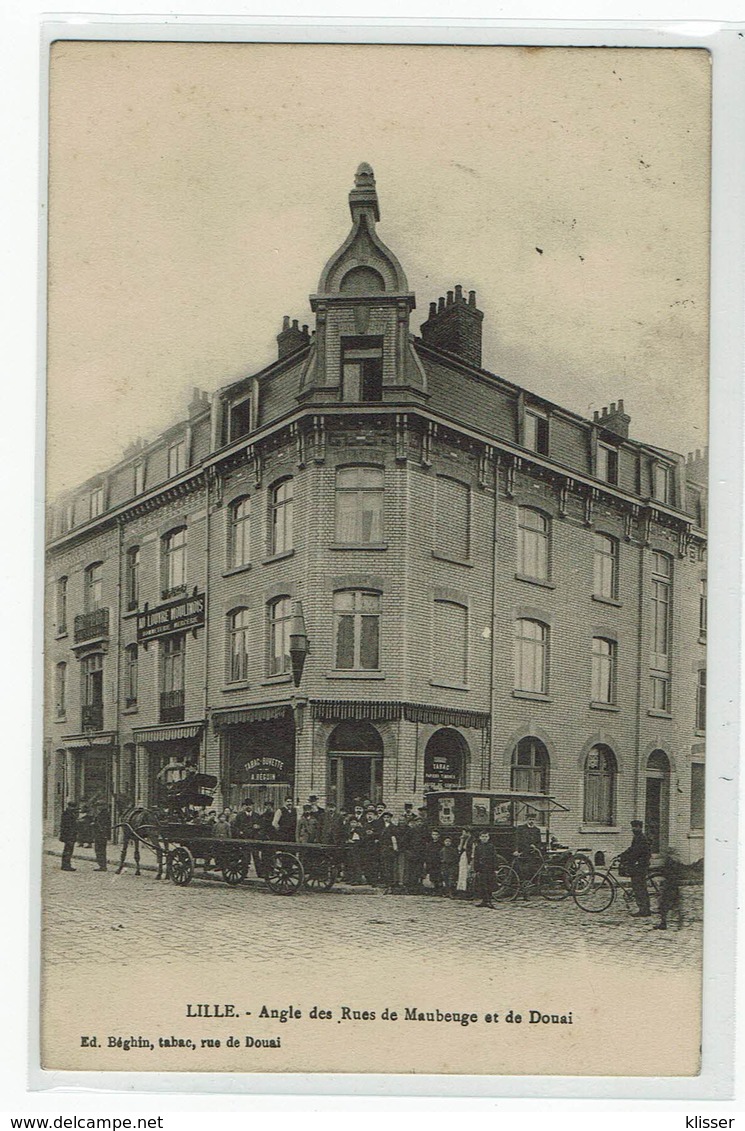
[573,874,614,912]
[220,847,249,887]
[265,851,305,895]
[493,864,520,902]
[169,845,194,886]
[538,864,573,901]
[305,854,337,892]
[567,853,594,893]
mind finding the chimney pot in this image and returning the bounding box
[302,324,308,335]
[454,284,463,302]
[593,411,599,422]
[618,398,624,412]
[438,296,445,313]
[446,290,454,306]
[292,319,299,331]
[468,290,476,306]
[429,302,437,318]
[610,401,617,414]
[282,315,290,331]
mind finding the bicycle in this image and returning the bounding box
[571,855,662,913]
[493,851,574,902]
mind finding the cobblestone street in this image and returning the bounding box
[42,846,702,973]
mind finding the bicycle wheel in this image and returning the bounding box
[573,873,614,912]
[538,864,573,901]
[493,865,520,901]
[567,853,594,891]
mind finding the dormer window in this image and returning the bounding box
[168,439,186,478]
[597,442,618,486]
[90,485,104,518]
[653,462,673,506]
[229,395,252,442]
[134,462,145,496]
[341,337,383,403]
[524,408,549,456]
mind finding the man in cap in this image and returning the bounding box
[620,819,652,918]
[59,801,78,871]
[93,801,111,872]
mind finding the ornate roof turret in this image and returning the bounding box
[316,164,410,296]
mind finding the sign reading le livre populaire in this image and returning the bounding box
[136,592,205,642]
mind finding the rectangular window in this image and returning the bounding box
[229,498,251,568]
[268,597,293,676]
[433,600,468,686]
[514,619,548,694]
[593,533,618,599]
[696,669,706,732]
[434,476,470,561]
[229,609,250,683]
[134,462,145,495]
[163,529,187,596]
[56,576,68,634]
[229,397,252,441]
[125,547,140,610]
[270,480,293,556]
[124,645,138,707]
[335,468,384,544]
[597,443,618,485]
[90,485,104,518]
[341,339,383,402]
[81,653,104,731]
[517,508,549,580]
[699,578,707,637]
[84,563,103,612]
[524,409,549,455]
[591,638,616,704]
[650,551,672,667]
[55,662,66,718]
[690,763,705,830]
[168,439,187,478]
[160,634,185,722]
[334,591,381,671]
[653,463,673,505]
[651,673,671,713]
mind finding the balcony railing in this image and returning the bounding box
[82,702,104,732]
[160,689,185,724]
[74,607,110,643]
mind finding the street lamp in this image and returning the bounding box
[288,600,310,688]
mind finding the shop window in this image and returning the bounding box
[84,562,103,612]
[268,596,292,677]
[228,496,251,569]
[597,442,618,486]
[593,533,618,600]
[510,736,550,794]
[162,527,187,598]
[517,507,550,581]
[124,644,138,708]
[228,608,251,683]
[690,763,705,830]
[168,438,187,478]
[514,618,549,695]
[56,576,68,635]
[591,637,616,704]
[55,662,67,719]
[269,479,293,556]
[695,669,706,732]
[335,467,384,544]
[434,476,470,561]
[334,590,381,671]
[432,600,468,686]
[125,547,140,611]
[583,744,617,826]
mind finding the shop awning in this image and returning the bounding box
[212,704,293,730]
[132,723,204,744]
[310,700,489,729]
[60,732,117,748]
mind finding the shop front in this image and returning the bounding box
[212,704,296,811]
[131,722,204,807]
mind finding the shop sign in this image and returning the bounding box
[137,592,205,642]
[423,753,461,788]
[239,757,288,784]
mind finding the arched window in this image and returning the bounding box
[334,590,381,671]
[267,596,292,677]
[424,729,467,789]
[124,644,138,707]
[583,744,617,826]
[84,562,103,612]
[593,533,618,600]
[517,508,550,581]
[228,608,251,683]
[514,619,549,694]
[269,479,293,556]
[511,736,550,794]
[228,496,251,569]
[125,546,140,610]
[162,528,187,597]
[591,637,617,704]
[335,467,384,543]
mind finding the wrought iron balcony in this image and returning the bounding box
[82,702,104,732]
[160,689,185,724]
[74,607,110,643]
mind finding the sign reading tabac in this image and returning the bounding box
[136,592,205,643]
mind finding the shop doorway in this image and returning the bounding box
[424,728,468,790]
[327,721,384,810]
[644,749,671,854]
[76,749,110,807]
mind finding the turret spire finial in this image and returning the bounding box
[349,161,380,223]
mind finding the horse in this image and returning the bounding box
[115,806,166,879]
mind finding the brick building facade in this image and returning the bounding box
[44,164,707,862]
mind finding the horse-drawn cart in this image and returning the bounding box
[117,762,345,895]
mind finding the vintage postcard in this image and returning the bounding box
[41,39,711,1080]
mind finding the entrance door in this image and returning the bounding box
[328,754,383,810]
[645,750,670,853]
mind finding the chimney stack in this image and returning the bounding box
[277,315,311,360]
[595,398,631,439]
[420,285,484,368]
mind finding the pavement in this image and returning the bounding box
[42,838,703,973]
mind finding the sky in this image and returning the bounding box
[46,42,711,495]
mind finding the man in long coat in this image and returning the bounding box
[473,830,498,908]
[59,802,78,871]
[93,802,111,871]
[621,819,652,917]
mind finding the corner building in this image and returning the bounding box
[44,165,707,863]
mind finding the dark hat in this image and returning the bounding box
[308,795,319,802]
[382,811,393,819]
[242,798,254,806]
[302,804,312,812]
[631,819,643,827]
[404,803,413,810]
